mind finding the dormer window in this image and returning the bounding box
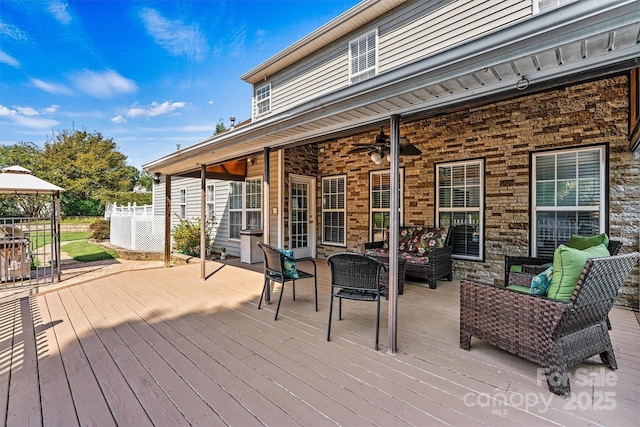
[254,82,271,117]
[349,29,377,84]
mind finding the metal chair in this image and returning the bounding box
[327,252,386,350]
[257,242,317,320]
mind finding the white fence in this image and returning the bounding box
[106,203,164,252]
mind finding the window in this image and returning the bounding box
[349,30,377,84]
[322,175,346,246]
[436,160,484,260]
[255,83,271,116]
[532,146,606,257]
[228,178,262,240]
[245,178,262,229]
[179,188,187,219]
[229,182,243,239]
[206,183,215,220]
[533,0,575,13]
[370,169,403,241]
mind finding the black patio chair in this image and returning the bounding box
[327,252,386,350]
[257,242,317,320]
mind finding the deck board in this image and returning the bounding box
[0,260,638,426]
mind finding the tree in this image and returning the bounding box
[40,129,130,216]
[215,118,226,135]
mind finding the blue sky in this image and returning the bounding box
[0,0,359,169]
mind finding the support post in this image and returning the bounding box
[263,147,271,303]
[200,163,207,281]
[54,192,62,282]
[164,175,172,268]
[388,115,400,354]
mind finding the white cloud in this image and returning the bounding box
[0,104,59,129]
[16,107,39,116]
[70,69,137,99]
[49,1,72,25]
[126,101,186,119]
[111,114,126,124]
[0,23,28,42]
[31,78,72,95]
[208,100,213,105]
[139,8,208,61]
[0,105,17,116]
[43,104,59,114]
[0,50,20,68]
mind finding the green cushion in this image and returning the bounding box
[566,233,609,251]
[506,284,531,294]
[509,265,522,273]
[547,243,609,301]
[281,249,299,279]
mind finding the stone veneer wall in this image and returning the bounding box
[283,144,319,248]
[316,75,639,308]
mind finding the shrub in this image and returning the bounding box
[89,219,111,241]
[172,216,215,256]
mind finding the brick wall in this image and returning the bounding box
[316,75,639,308]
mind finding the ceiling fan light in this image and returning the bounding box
[370,151,383,164]
[385,152,391,162]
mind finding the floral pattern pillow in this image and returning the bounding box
[414,227,447,255]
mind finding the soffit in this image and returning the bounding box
[144,0,640,176]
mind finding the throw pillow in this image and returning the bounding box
[567,233,609,251]
[281,249,299,279]
[547,243,609,301]
[529,265,554,296]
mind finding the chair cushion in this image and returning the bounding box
[567,233,609,251]
[547,243,609,301]
[414,227,447,255]
[364,248,388,257]
[506,284,531,293]
[398,227,414,252]
[401,253,430,265]
[529,265,554,296]
[281,249,299,279]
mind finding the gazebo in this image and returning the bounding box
[0,165,65,282]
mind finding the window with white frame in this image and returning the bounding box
[436,160,484,260]
[229,182,243,239]
[245,178,262,229]
[370,169,403,242]
[533,0,575,14]
[532,146,606,257]
[322,175,346,246]
[255,83,271,116]
[206,183,215,220]
[228,178,263,240]
[349,30,377,84]
[179,188,187,219]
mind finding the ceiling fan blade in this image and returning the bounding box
[399,144,422,156]
[347,146,374,154]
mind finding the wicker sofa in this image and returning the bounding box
[460,252,640,396]
[363,225,452,289]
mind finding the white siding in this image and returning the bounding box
[257,0,532,119]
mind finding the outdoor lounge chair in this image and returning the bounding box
[460,252,640,396]
[327,252,385,350]
[257,242,317,320]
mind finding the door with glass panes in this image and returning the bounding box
[289,175,316,258]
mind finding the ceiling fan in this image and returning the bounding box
[347,127,422,164]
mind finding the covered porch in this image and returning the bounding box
[1,261,638,425]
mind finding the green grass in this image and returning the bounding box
[30,231,93,250]
[61,240,119,263]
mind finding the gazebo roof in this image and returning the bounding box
[0,165,65,194]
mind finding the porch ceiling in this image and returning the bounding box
[143,0,640,176]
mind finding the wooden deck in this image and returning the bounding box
[0,259,638,426]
